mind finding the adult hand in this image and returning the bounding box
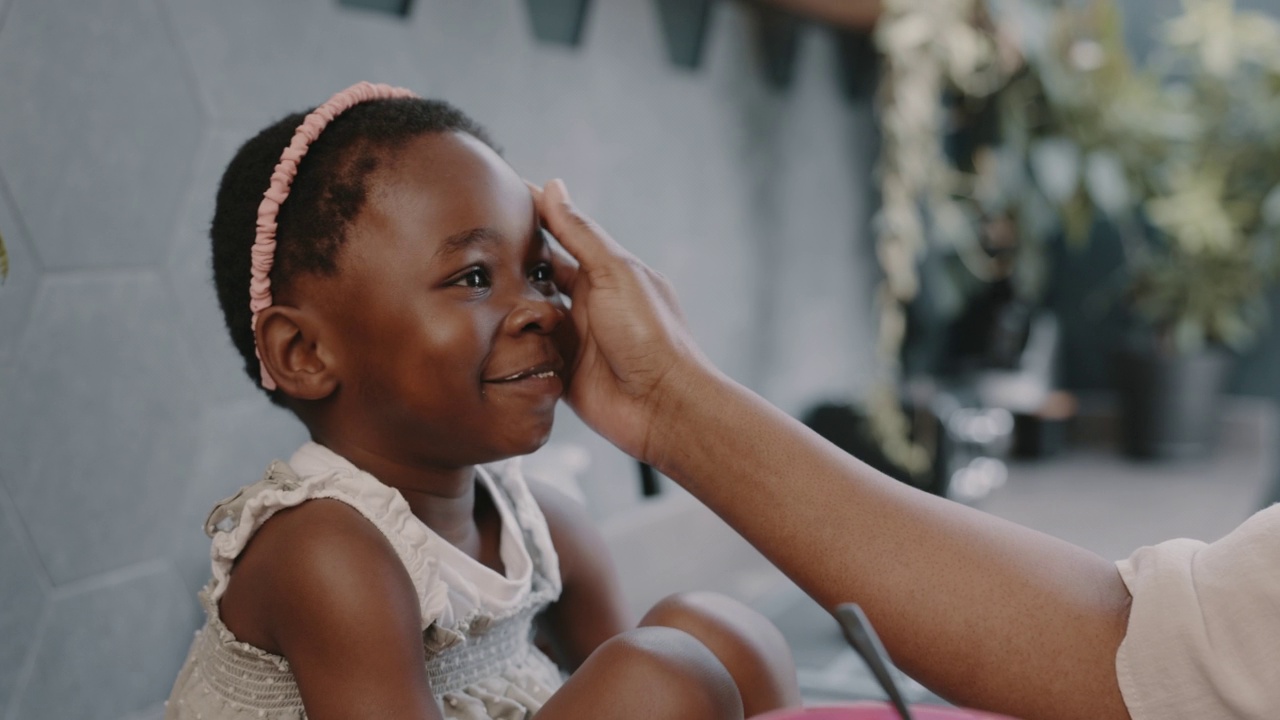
[528,179,710,464]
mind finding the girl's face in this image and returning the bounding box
[307,131,573,469]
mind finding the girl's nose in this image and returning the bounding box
[503,290,564,336]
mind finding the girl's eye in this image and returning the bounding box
[454,268,490,289]
[529,263,557,292]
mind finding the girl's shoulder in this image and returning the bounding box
[217,492,415,654]
[202,450,450,629]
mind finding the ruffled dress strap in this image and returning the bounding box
[202,446,448,627]
[479,459,562,597]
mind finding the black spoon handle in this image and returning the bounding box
[834,603,916,720]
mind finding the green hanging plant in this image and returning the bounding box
[868,0,1017,481]
[865,0,1280,477]
[1014,0,1280,353]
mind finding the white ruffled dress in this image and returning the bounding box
[165,442,565,720]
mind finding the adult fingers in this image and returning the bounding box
[549,238,580,297]
[526,180,580,295]
[533,179,629,269]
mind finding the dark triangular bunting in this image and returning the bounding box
[655,0,716,70]
[525,0,593,47]
[836,29,880,100]
[336,0,414,18]
[753,5,804,90]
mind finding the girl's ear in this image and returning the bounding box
[255,305,339,402]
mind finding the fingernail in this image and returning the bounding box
[523,179,542,193]
[550,178,569,199]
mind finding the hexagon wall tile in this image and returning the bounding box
[121,703,167,720]
[167,126,265,404]
[173,399,309,601]
[401,0,541,128]
[166,0,420,124]
[0,0,204,270]
[0,180,39,367]
[0,273,201,584]
[13,568,197,720]
[0,491,47,712]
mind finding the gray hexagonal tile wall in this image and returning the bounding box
[167,126,266,404]
[11,567,197,720]
[122,704,166,720]
[401,0,541,128]
[121,703,166,720]
[166,0,420,124]
[0,0,204,270]
[0,489,47,713]
[173,399,308,601]
[0,273,201,584]
[0,179,40,367]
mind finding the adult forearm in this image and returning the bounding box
[651,364,1133,720]
[529,178,1134,719]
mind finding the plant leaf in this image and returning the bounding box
[1174,317,1205,354]
[0,229,8,283]
[1029,137,1082,204]
[1084,149,1132,216]
[1262,184,1280,227]
[1214,309,1252,351]
[1061,192,1095,247]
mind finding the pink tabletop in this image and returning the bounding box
[753,701,1018,720]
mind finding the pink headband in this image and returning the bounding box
[250,81,419,389]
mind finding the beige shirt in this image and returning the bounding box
[1116,503,1280,719]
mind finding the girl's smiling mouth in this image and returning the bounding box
[488,363,560,383]
[481,364,565,400]
[483,359,565,393]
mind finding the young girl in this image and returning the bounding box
[165,82,800,720]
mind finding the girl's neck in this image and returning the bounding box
[312,435,484,549]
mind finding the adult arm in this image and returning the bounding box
[531,179,1133,720]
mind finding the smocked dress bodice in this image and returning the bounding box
[164,443,564,720]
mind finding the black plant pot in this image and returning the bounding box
[1114,341,1232,459]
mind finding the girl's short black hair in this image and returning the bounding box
[210,97,497,404]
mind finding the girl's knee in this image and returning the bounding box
[641,592,801,714]
[641,591,792,663]
[571,627,743,720]
[642,591,744,628]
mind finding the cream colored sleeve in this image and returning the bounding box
[1115,503,1280,720]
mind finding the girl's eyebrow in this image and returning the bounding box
[434,227,503,259]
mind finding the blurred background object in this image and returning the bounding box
[1,0,1278,717]
[999,0,1280,458]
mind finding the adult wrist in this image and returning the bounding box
[641,353,731,477]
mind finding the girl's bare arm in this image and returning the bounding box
[531,179,1134,720]
[528,478,633,669]
[221,499,444,720]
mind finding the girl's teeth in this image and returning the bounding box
[498,369,556,381]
